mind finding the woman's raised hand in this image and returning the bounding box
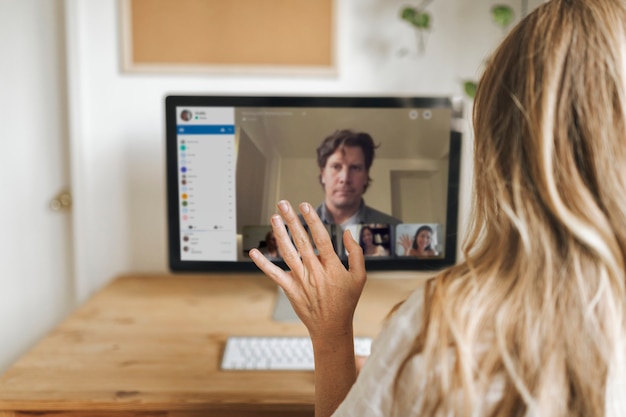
[399,234,412,255]
[249,201,366,340]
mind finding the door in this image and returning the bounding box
[0,0,74,373]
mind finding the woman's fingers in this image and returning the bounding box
[249,248,296,294]
[276,201,318,264]
[343,229,366,281]
[298,202,336,262]
[250,200,367,338]
[268,213,304,275]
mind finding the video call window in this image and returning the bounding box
[166,96,461,272]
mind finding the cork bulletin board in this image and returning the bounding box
[120,0,337,75]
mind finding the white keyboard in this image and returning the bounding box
[221,336,373,371]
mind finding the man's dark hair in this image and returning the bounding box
[316,129,379,191]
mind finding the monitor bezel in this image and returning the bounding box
[165,95,462,273]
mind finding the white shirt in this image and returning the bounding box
[332,286,626,416]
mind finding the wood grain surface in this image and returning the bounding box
[0,273,429,416]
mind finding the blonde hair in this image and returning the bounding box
[395,1,626,415]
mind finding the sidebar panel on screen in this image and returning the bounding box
[176,106,237,261]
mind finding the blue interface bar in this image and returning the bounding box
[176,125,235,134]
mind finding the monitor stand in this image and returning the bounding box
[271,284,360,325]
[272,287,300,322]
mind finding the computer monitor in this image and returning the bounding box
[165,95,462,318]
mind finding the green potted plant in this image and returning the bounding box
[399,2,527,98]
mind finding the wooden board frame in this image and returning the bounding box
[119,0,338,76]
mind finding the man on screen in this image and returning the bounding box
[313,129,401,226]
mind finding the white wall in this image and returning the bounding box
[0,0,74,374]
[71,0,548,303]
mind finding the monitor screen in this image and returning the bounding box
[166,96,461,273]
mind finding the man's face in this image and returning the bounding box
[320,146,369,211]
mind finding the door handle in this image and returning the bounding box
[50,189,72,211]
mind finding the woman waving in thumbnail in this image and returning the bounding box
[399,225,439,257]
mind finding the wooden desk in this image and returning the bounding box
[0,273,426,417]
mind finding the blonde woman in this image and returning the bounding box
[249,0,626,416]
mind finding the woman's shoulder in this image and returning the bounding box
[377,284,428,342]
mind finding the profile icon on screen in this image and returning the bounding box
[180,109,193,121]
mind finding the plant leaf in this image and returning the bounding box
[412,12,431,30]
[463,81,477,99]
[400,7,431,30]
[400,7,417,21]
[491,5,514,28]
